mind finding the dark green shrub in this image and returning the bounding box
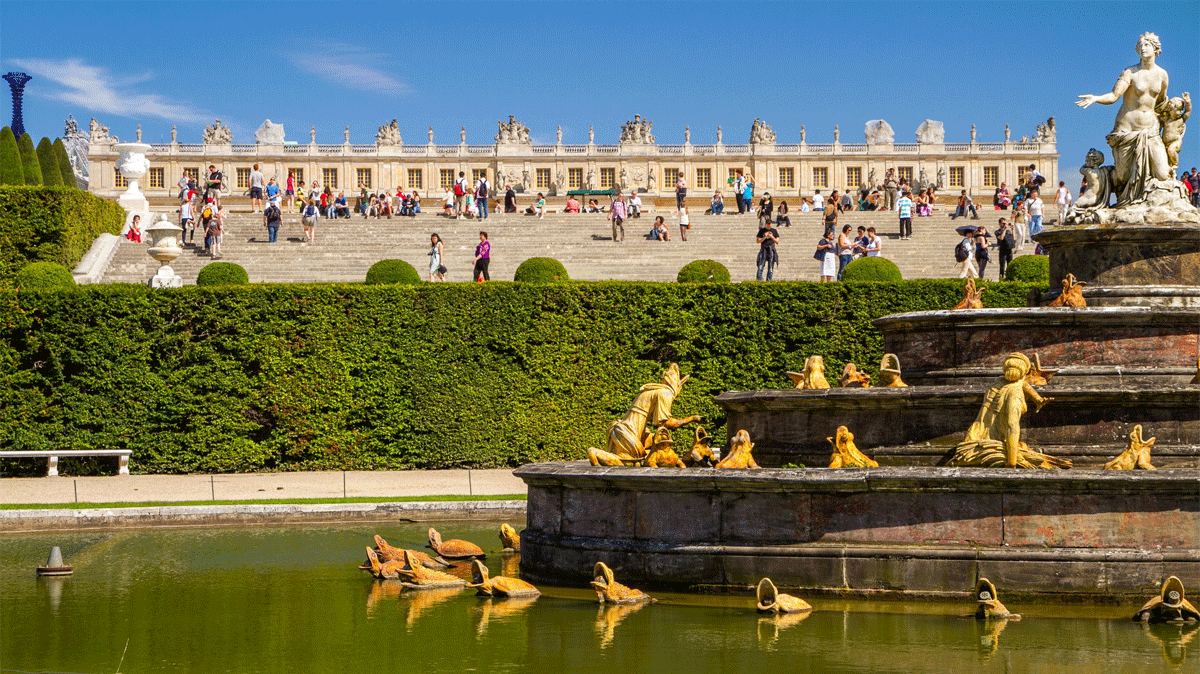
[35,138,63,187]
[17,133,42,186]
[514,257,569,282]
[196,262,249,286]
[53,138,75,187]
[842,257,903,282]
[0,127,22,186]
[365,259,421,284]
[1005,254,1049,283]
[0,186,125,283]
[677,259,731,283]
[14,261,75,289]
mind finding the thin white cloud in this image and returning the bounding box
[292,47,410,96]
[11,57,212,125]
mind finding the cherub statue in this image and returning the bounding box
[1074,148,1114,209]
[879,353,907,387]
[586,363,702,466]
[953,278,984,310]
[1157,92,1190,174]
[838,363,871,388]
[938,353,1070,469]
[715,429,759,469]
[788,355,830,389]
[1048,273,1087,307]
[827,426,878,468]
[1103,425,1157,470]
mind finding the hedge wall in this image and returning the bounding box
[0,186,125,283]
[0,280,1036,475]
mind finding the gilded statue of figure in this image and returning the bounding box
[787,355,830,389]
[586,363,701,466]
[643,427,685,468]
[939,353,1071,469]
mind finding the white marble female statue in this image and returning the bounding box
[1075,32,1173,207]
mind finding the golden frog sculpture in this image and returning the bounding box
[952,278,984,310]
[396,550,468,590]
[685,426,718,467]
[715,429,760,469]
[839,363,871,388]
[468,559,540,598]
[827,426,879,468]
[644,427,685,468]
[1134,576,1200,623]
[974,578,1020,620]
[498,523,521,551]
[586,363,702,466]
[756,578,812,614]
[788,355,830,389]
[591,562,653,604]
[879,353,907,388]
[1104,425,1157,470]
[1048,273,1088,307]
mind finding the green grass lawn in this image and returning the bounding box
[0,494,527,511]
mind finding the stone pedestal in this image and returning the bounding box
[144,215,183,288]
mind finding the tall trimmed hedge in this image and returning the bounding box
[0,127,22,186]
[0,186,126,283]
[17,133,42,186]
[0,281,1035,475]
[53,138,76,187]
[35,138,63,187]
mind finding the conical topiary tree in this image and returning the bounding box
[0,127,22,186]
[17,133,42,185]
[53,138,75,187]
[36,137,63,187]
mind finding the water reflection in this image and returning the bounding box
[499,552,521,579]
[37,576,68,615]
[756,611,811,647]
[1140,622,1199,667]
[472,596,539,639]
[595,602,646,649]
[365,579,404,614]
[974,618,1011,659]
[399,586,463,630]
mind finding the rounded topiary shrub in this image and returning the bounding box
[677,259,731,283]
[196,262,249,286]
[365,259,421,285]
[14,261,75,290]
[841,256,903,282]
[514,257,569,283]
[1005,254,1049,283]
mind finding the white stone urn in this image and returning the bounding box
[114,141,152,226]
[145,214,183,288]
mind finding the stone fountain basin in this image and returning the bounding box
[715,385,1199,468]
[515,462,1199,600]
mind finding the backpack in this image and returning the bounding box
[454,180,465,196]
[265,205,280,222]
[477,180,488,198]
[955,241,970,262]
[201,206,213,219]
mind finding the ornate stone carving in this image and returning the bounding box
[619,167,628,190]
[495,115,531,144]
[88,117,116,144]
[715,429,760,469]
[938,352,1071,469]
[879,353,907,387]
[619,115,654,144]
[647,169,655,191]
[787,355,830,389]
[1048,272,1088,307]
[591,562,652,604]
[255,119,286,145]
[631,166,646,188]
[202,120,232,145]
[800,125,806,142]
[716,125,722,143]
[310,126,316,143]
[915,119,945,144]
[1005,124,1011,141]
[1035,117,1056,143]
[136,124,142,142]
[864,119,894,144]
[585,363,701,466]
[749,118,776,144]
[521,169,530,191]
[374,119,402,146]
[834,125,840,143]
[556,125,562,144]
[63,115,89,178]
[586,168,596,190]
[971,124,977,142]
[428,126,434,144]
[171,125,177,142]
[1020,135,1030,143]
[589,125,594,143]
[827,426,878,468]
[1159,93,1190,173]
[344,125,350,143]
[555,170,566,191]
[937,166,947,188]
[756,578,812,614]
[684,126,690,144]
[1103,424,1157,470]
[1133,576,1199,623]
[460,126,466,143]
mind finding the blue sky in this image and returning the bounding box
[2,1,1197,174]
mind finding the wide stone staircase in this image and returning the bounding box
[101,200,1032,284]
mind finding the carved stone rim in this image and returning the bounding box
[1035,220,1200,244]
[872,306,1200,331]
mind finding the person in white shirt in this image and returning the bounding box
[813,190,825,211]
[249,164,265,213]
[1054,181,1072,224]
[865,227,882,256]
[1025,190,1046,236]
[628,192,643,217]
[679,206,690,241]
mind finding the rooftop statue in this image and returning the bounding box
[586,363,701,466]
[827,426,878,468]
[254,119,285,145]
[495,115,531,144]
[938,353,1071,469]
[1103,424,1157,470]
[202,119,232,145]
[1048,272,1088,307]
[88,117,116,144]
[1134,576,1200,623]
[1035,117,1057,143]
[756,578,812,614]
[619,115,654,144]
[915,119,945,144]
[1073,32,1198,224]
[749,118,776,144]
[879,353,908,387]
[864,119,894,144]
[468,560,540,598]
[715,429,760,469]
[375,119,402,146]
[591,562,652,604]
[788,355,830,389]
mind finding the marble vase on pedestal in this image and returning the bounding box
[114,142,152,231]
[145,214,183,288]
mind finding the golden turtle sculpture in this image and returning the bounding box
[499,523,521,552]
[591,562,653,604]
[396,550,467,590]
[828,426,879,468]
[1048,273,1087,307]
[371,535,452,569]
[468,560,540,598]
[364,547,405,579]
[953,278,984,310]
[788,355,830,390]
[756,578,812,614]
[428,527,486,562]
[685,426,718,467]
[1134,576,1200,623]
[839,363,872,388]
[715,429,760,469]
[974,578,1020,620]
[879,353,908,387]
[1104,425,1157,470]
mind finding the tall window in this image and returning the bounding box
[288,168,304,185]
[149,167,165,189]
[113,167,127,188]
[695,168,711,189]
[440,169,455,190]
[898,166,913,184]
[778,167,795,188]
[983,166,999,188]
[949,166,965,188]
[846,167,862,189]
[472,169,488,183]
[599,167,615,189]
[184,167,199,184]
[408,168,423,189]
[812,167,829,188]
[568,168,583,189]
[322,168,338,189]
[665,168,679,187]
[536,168,551,189]
[236,168,251,189]
[357,168,372,189]
[728,168,739,184]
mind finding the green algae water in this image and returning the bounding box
[2,522,1189,673]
